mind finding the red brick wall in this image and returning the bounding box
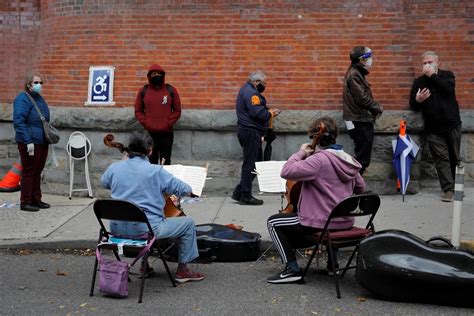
[1,0,472,110]
[0,0,41,103]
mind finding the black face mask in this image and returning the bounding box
[150,75,164,86]
[256,83,265,93]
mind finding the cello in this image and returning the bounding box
[103,133,185,218]
[281,122,327,214]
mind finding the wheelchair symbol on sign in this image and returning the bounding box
[93,75,108,94]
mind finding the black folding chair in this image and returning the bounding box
[89,199,176,303]
[302,193,381,299]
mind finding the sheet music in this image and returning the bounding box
[255,161,287,193]
[163,164,208,196]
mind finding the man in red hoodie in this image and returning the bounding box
[135,64,181,165]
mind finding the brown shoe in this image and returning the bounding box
[441,191,453,202]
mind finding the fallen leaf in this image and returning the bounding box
[56,270,68,276]
[357,296,367,302]
[38,268,47,272]
[79,303,88,307]
[18,285,27,290]
[311,312,318,315]
[59,306,65,309]
[335,308,341,312]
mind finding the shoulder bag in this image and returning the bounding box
[24,92,60,144]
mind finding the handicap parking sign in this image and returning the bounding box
[85,66,115,106]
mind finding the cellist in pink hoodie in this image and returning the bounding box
[266,116,365,284]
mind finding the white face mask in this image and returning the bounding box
[364,57,373,67]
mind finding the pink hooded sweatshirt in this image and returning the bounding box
[280,148,365,229]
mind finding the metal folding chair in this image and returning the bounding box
[89,199,176,303]
[302,193,381,298]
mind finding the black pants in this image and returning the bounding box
[148,131,174,165]
[426,125,462,192]
[267,213,321,263]
[17,143,49,206]
[233,128,263,197]
[348,121,374,174]
[267,213,340,267]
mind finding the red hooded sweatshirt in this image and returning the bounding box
[134,64,181,133]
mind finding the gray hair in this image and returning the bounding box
[421,51,439,61]
[248,70,267,82]
[24,71,43,91]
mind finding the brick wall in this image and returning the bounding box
[1,0,473,110]
[0,0,41,104]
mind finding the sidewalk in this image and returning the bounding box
[0,188,473,251]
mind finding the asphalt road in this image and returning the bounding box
[0,249,472,315]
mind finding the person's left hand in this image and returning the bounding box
[300,143,314,156]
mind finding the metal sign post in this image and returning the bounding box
[451,163,464,248]
[85,66,115,106]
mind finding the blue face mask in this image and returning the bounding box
[32,83,42,94]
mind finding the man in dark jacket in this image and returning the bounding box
[232,70,281,205]
[134,64,181,165]
[342,46,383,175]
[410,51,462,202]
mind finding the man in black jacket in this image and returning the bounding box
[410,51,462,202]
[342,46,383,175]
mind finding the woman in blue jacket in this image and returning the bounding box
[13,72,51,212]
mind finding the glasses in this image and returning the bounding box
[33,81,43,85]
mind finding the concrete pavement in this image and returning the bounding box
[0,188,473,251]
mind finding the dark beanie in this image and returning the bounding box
[350,46,366,63]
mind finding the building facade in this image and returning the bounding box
[1,0,473,196]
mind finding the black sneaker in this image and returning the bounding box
[20,204,40,212]
[231,192,240,202]
[239,195,264,206]
[267,266,302,284]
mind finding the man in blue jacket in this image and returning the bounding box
[232,71,281,205]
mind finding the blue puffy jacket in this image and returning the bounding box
[13,91,50,144]
[236,82,271,135]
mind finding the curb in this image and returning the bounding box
[0,238,276,253]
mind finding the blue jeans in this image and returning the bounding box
[110,216,199,264]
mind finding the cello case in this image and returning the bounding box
[356,229,474,307]
[196,224,261,262]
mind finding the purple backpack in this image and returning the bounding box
[96,237,155,298]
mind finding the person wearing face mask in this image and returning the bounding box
[12,72,51,212]
[134,64,181,165]
[410,51,462,202]
[342,46,383,175]
[232,70,281,205]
